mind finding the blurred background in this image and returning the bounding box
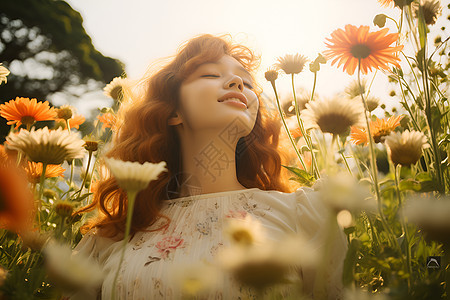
[0,0,447,141]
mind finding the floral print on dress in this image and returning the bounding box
[196,221,211,235]
[156,235,185,259]
[225,210,247,219]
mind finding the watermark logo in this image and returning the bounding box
[426,256,441,269]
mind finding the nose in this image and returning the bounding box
[225,75,243,92]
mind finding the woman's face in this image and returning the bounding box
[175,55,259,137]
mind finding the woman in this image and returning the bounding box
[70,34,347,299]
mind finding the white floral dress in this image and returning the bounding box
[67,187,348,299]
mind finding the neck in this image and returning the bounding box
[177,129,246,197]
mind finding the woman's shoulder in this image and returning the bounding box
[73,227,121,262]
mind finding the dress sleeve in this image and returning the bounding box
[294,186,348,300]
[64,229,104,300]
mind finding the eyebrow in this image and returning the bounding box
[204,62,252,78]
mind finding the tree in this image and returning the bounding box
[0,0,124,140]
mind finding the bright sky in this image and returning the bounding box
[64,0,400,117]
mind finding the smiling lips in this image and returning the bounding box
[218,92,248,108]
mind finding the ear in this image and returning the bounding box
[168,112,183,126]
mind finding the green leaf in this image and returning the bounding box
[70,192,93,202]
[283,165,315,187]
[399,179,421,192]
[417,6,428,49]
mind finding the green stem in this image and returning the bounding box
[111,190,137,300]
[337,137,352,176]
[73,150,93,201]
[269,80,307,171]
[394,164,412,292]
[357,60,399,251]
[307,73,320,178]
[69,160,74,188]
[420,45,444,193]
[348,145,364,180]
[310,72,317,103]
[37,163,48,232]
[292,74,320,178]
[313,213,337,300]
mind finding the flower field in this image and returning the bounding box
[0,0,449,299]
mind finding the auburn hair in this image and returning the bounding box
[76,34,301,239]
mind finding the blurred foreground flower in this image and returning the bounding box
[0,162,34,232]
[384,130,429,166]
[301,97,365,136]
[350,115,404,145]
[276,54,308,75]
[344,287,388,300]
[224,215,265,247]
[104,77,128,101]
[0,64,10,85]
[25,161,65,184]
[104,157,167,192]
[318,173,376,214]
[218,234,318,291]
[0,97,57,129]
[413,0,442,25]
[324,25,403,75]
[6,127,85,165]
[403,195,450,246]
[20,230,51,251]
[44,241,104,292]
[171,262,220,297]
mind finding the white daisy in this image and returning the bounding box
[413,0,442,25]
[223,215,265,247]
[317,173,376,214]
[170,262,220,297]
[43,241,104,292]
[103,77,128,100]
[5,127,85,165]
[402,195,450,246]
[218,234,318,290]
[384,130,429,166]
[103,157,167,192]
[301,97,365,135]
[276,54,308,75]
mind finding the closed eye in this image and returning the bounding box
[244,82,254,89]
[200,74,219,78]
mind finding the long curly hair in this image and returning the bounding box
[77,34,300,239]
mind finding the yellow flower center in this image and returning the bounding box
[351,44,372,59]
[232,229,254,245]
[317,113,354,135]
[84,141,99,152]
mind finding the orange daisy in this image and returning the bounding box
[350,115,404,145]
[377,0,394,7]
[0,163,35,232]
[0,97,57,129]
[56,114,86,130]
[24,161,66,184]
[97,112,117,130]
[324,25,404,75]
